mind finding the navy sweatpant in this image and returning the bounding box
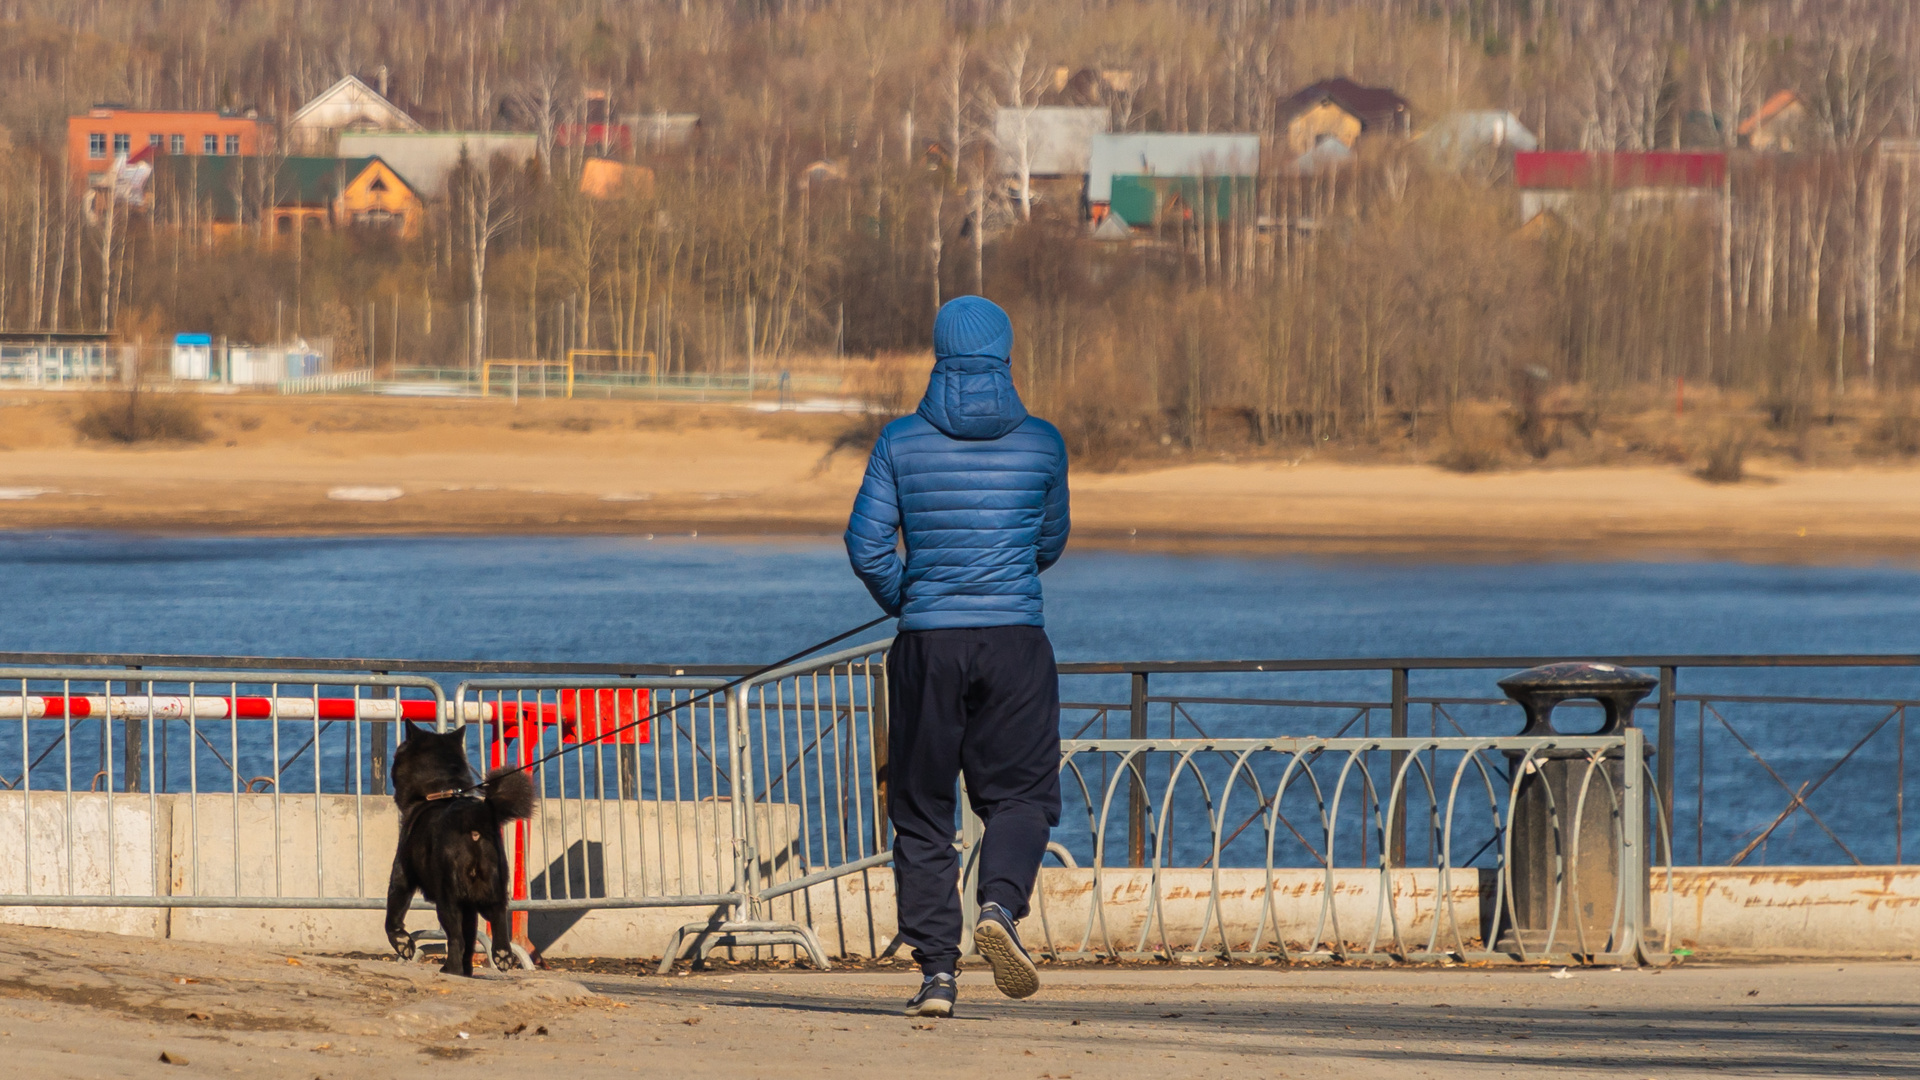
[887,626,1061,976]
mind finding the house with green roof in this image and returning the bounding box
[155,154,423,238]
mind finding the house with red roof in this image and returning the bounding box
[1514,151,1727,224]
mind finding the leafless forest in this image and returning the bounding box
[3,0,1920,465]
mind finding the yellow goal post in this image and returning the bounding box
[480,358,574,399]
[566,348,659,380]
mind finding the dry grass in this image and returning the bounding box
[1695,422,1750,483]
[1433,403,1514,473]
[73,390,208,445]
[1859,399,1920,458]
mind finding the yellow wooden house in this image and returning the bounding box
[159,154,425,239]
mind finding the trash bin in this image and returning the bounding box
[1495,661,1657,958]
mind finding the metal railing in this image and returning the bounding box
[381,366,844,402]
[707,643,1677,965]
[1053,655,1920,869]
[0,668,443,910]
[0,648,1910,966]
[1030,732,1661,965]
[451,678,744,916]
[645,640,890,971]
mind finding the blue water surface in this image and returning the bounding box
[2,532,1915,665]
[3,533,1918,866]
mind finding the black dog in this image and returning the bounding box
[386,723,536,975]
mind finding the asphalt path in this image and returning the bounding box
[0,924,1910,1078]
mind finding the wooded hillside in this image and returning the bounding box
[2,0,1918,463]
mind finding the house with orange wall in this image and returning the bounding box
[155,156,425,239]
[67,105,270,192]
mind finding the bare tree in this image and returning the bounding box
[454,150,526,371]
[511,59,569,176]
[998,34,1049,221]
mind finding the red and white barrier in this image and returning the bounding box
[0,691,652,744]
[0,695,564,725]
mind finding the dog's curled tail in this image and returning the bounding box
[482,767,537,821]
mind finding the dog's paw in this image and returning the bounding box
[390,934,416,961]
[492,948,518,972]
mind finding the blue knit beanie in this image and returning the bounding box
[932,295,1013,363]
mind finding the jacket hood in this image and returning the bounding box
[932,295,1013,363]
[916,355,1029,440]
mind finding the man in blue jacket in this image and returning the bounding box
[845,295,1069,1018]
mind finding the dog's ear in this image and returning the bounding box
[403,722,427,740]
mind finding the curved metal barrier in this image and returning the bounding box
[723,644,1673,966]
[1032,733,1667,965]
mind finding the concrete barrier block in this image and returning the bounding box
[1654,866,1920,955]
[165,793,397,952]
[0,791,168,937]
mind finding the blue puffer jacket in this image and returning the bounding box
[844,301,1070,631]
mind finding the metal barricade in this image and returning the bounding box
[0,668,443,916]
[655,640,893,970]
[452,676,834,970]
[0,655,1673,967]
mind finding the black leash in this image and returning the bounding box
[460,613,893,793]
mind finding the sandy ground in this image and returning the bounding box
[3,393,1920,560]
[0,923,1914,1078]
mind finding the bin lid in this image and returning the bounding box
[1497,661,1658,696]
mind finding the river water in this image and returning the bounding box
[2,532,1917,866]
[5,531,1917,662]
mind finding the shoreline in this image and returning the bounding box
[2,491,1917,565]
[2,395,1918,563]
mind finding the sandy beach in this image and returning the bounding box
[1,393,1917,561]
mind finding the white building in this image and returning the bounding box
[287,75,422,155]
[995,107,1111,178]
[1086,133,1261,205]
[336,132,539,197]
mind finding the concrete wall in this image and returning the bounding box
[0,792,169,937]
[4,788,1916,959]
[1657,867,1920,956]
[773,865,1920,962]
[0,792,794,958]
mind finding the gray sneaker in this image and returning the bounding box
[904,972,957,1017]
[973,902,1039,999]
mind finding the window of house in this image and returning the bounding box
[201,134,216,154]
[368,175,388,192]
[225,134,241,155]
[112,133,130,154]
[88,133,106,158]
[170,134,185,154]
[147,134,164,148]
